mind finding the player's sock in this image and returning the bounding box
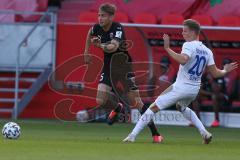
[131,108,155,137]
[140,104,160,136]
[181,107,207,134]
[113,103,123,113]
[215,112,219,121]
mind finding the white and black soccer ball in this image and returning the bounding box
[2,122,21,139]
[76,110,89,122]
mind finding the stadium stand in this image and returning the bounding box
[78,11,98,23]
[191,15,213,26]
[0,0,54,119]
[58,9,82,22]
[132,13,157,24]
[218,15,240,27]
[0,0,48,22]
[58,0,95,22]
[161,14,184,25]
[114,11,129,23]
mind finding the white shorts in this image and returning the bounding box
[154,83,200,110]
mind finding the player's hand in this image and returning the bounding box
[223,62,238,73]
[84,53,91,64]
[91,37,101,48]
[163,34,170,49]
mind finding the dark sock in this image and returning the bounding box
[140,104,160,136]
[113,103,122,113]
[148,121,160,136]
[213,105,219,121]
[215,112,219,121]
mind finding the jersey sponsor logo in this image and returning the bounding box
[115,31,122,38]
[110,32,114,39]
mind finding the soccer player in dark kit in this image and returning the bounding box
[83,3,163,143]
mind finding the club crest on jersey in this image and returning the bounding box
[116,31,122,38]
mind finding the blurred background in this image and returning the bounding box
[0,0,240,128]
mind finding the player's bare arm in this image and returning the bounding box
[91,36,101,47]
[90,37,119,53]
[84,28,93,64]
[163,34,189,65]
[99,39,119,53]
[207,62,238,78]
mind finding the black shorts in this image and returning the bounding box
[99,71,138,92]
[99,52,138,92]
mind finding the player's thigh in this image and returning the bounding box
[96,83,112,105]
[154,85,180,110]
[176,92,198,111]
[127,89,144,108]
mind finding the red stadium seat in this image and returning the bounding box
[191,15,213,26]
[79,11,98,23]
[37,0,48,11]
[232,101,240,108]
[218,16,240,27]
[133,13,157,24]
[202,100,213,106]
[161,14,184,25]
[15,0,41,22]
[114,11,130,23]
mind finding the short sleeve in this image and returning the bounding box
[181,42,192,58]
[113,23,124,42]
[207,50,215,66]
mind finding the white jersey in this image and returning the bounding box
[175,41,215,86]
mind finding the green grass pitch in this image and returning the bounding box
[0,120,240,160]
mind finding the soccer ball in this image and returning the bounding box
[2,122,21,139]
[76,110,89,122]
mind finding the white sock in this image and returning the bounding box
[181,107,206,134]
[131,108,155,137]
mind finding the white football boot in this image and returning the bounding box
[123,133,136,143]
[201,130,213,144]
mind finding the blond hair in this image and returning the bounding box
[183,19,201,35]
[99,3,116,15]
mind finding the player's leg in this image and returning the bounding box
[126,89,163,143]
[107,69,163,142]
[210,92,226,127]
[123,85,177,142]
[96,83,113,106]
[191,94,201,119]
[177,99,212,144]
[97,71,121,109]
[86,82,119,121]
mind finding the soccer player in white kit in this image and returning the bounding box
[123,19,238,144]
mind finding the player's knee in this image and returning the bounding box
[149,103,160,113]
[129,99,143,109]
[176,104,185,112]
[136,100,144,109]
[96,98,106,106]
[176,104,181,111]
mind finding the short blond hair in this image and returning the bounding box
[183,19,201,35]
[99,3,116,15]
